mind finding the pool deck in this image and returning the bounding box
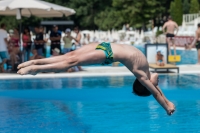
[0,65,199,79]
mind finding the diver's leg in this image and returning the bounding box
[18,43,98,69]
[17,50,106,75]
[18,53,70,69]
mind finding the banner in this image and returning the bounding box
[173,36,195,47]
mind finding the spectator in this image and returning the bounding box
[156,49,165,66]
[40,26,48,56]
[82,33,88,46]
[87,34,91,43]
[34,26,45,56]
[0,23,9,72]
[71,26,82,49]
[9,28,20,55]
[71,26,83,71]
[7,44,20,72]
[50,25,61,55]
[51,48,60,57]
[62,28,72,54]
[8,28,20,72]
[22,27,32,62]
[30,49,44,60]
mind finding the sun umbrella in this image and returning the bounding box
[0,0,75,18]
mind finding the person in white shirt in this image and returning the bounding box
[0,23,9,72]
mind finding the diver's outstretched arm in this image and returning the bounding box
[134,70,175,116]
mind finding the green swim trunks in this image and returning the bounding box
[96,42,114,65]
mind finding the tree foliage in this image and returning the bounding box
[95,0,166,30]
[183,0,190,14]
[170,0,183,25]
[0,0,178,30]
[190,0,199,14]
[94,8,123,30]
[68,0,112,30]
[0,16,18,30]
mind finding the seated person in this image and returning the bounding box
[156,49,165,66]
[3,42,21,72]
[51,48,61,57]
[30,49,44,60]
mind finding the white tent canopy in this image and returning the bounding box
[0,0,75,18]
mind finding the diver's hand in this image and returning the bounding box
[166,101,175,116]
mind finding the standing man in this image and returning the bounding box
[50,25,61,55]
[63,28,73,54]
[190,23,200,64]
[0,23,9,72]
[34,26,45,56]
[162,16,179,56]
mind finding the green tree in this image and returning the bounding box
[0,16,18,30]
[190,0,199,14]
[183,0,190,14]
[94,8,123,30]
[169,0,183,25]
[0,0,172,30]
[95,0,165,30]
[0,16,42,32]
[68,0,112,30]
[170,2,176,20]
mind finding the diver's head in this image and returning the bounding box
[132,79,151,97]
[132,73,159,96]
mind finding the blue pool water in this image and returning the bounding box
[0,75,200,132]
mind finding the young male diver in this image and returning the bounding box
[17,42,175,115]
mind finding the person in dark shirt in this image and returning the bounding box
[50,25,61,55]
[34,26,45,56]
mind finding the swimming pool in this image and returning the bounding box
[0,74,200,132]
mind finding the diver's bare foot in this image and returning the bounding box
[17,60,35,69]
[17,66,37,75]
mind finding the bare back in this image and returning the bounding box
[112,44,149,74]
[163,20,178,34]
[76,43,150,78]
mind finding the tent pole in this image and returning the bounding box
[19,8,22,48]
